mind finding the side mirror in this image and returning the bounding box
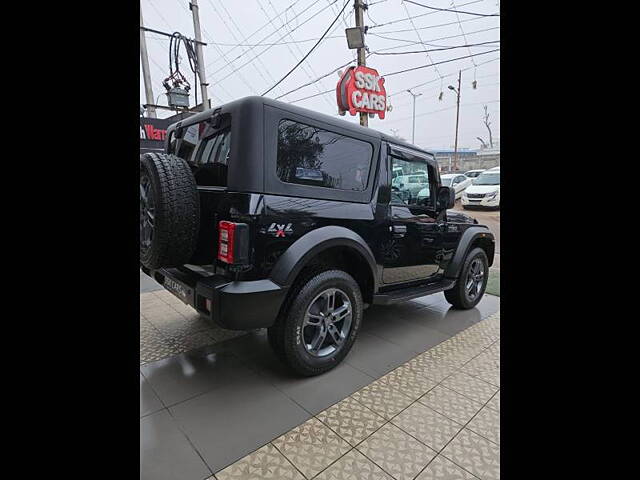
[437,186,456,210]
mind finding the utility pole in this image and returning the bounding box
[407,89,422,144]
[140,2,156,118]
[451,70,461,171]
[354,0,368,127]
[189,0,210,111]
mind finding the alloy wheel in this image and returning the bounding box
[302,288,353,357]
[465,258,485,300]
[140,173,155,254]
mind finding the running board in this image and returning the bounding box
[372,279,456,305]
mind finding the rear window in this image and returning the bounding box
[192,129,231,187]
[276,119,373,191]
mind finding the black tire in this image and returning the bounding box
[444,247,489,309]
[140,152,200,269]
[270,269,363,376]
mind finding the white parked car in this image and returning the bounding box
[461,169,500,209]
[463,169,485,178]
[442,173,473,199]
[416,173,471,203]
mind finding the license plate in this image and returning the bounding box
[164,277,192,303]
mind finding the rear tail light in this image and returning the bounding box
[218,221,249,265]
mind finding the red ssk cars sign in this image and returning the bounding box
[336,66,387,119]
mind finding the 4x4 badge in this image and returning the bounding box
[268,223,293,237]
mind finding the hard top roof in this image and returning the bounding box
[169,95,434,157]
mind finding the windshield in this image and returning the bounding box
[440,177,453,186]
[474,172,500,185]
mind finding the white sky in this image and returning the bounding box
[140,0,500,150]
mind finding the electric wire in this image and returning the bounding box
[262,0,350,96]
[212,0,344,83]
[368,0,484,29]
[206,0,328,74]
[403,0,500,17]
[371,40,499,55]
[205,0,280,94]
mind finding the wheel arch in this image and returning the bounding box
[270,226,379,304]
[444,226,495,279]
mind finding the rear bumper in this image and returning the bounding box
[141,266,288,331]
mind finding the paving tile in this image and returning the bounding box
[485,391,499,412]
[440,372,498,405]
[140,373,164,418]
[272,417,351,479]
[379,364,437,401]
[441,429,500,480]
[405,354,458,383]
[241,350,376,416]
[146,309,212,338]
[316,396,387,447]
[391,402,463,452]
[466,407,500,445]
[315,448,394,480]
[214,443,305,480]
[169,377,311,473]
[415,455,478,480]
[141,348,260,407]
[140,410,211,480]
[350,378,414,420]
[345,331,418,378]
[461,351,500,387]
[140,318,178,365]
[169,329,218,354]
[357,423,437,480]
[418,385,484,426]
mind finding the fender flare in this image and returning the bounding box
[444,226,495,279]
[270,226,378,291]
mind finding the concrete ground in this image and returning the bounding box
[140,285,500,480]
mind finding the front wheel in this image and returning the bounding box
[269,270,363,376]
[444,247,489,309]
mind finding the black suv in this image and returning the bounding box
[140,96,495,376]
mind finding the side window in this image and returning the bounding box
[276,120,373,191]
[176,124,199,161]
[167,131,177,154]
[192,129,231,187]
[390,155,432,207]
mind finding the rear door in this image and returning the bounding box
[381,145,444,285]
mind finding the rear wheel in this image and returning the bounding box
[269,269,363,376]
[444,247,488,309]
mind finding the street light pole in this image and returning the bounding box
[452,70,461,171]
[407,89,422,144]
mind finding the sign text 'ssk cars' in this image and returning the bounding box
[336,66,387,119]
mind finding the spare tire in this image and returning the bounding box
[140,152,200,269]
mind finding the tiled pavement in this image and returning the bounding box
[211,312,500,480]
[140,276,500,480]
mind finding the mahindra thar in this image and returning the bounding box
[140,96,495,376]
